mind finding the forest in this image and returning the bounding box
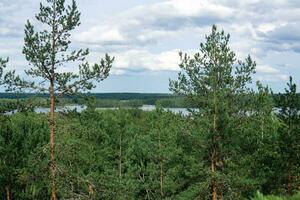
[0,0,300,200]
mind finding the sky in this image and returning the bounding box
[0,0,299,93]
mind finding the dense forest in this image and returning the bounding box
[0,0,299,200]
[1,102,299,200]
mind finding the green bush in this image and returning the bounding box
[252,191,300,200]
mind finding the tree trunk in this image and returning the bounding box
[88,183,95,199]
[288,159,292,195]
[6,186,10,200]
[211,86,218,200]
[160,161,164,198]
[50,1,57,199]
[118,130,124,198]
[159,131,164,198]
[50,81,56,200]
[119,132,122,180]
[211,149,217,200]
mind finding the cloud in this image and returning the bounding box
[257,23,300,52]
[257,74,289,82]
[109,49,181,75]
[72,0,300,62]
[74,25,126,45]
[255,63,289,83]
[73,0,234,48]
[0,0,299,92]
[256,65,280,74]
[0,0,38,37]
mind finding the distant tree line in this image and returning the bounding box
[0,93,176,100]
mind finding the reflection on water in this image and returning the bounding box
[34,105,87,114]
[8,104,195,115]
[139,105,194,115]
[4,104,279,117]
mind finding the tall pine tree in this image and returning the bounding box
[170,25,256,200]
[4,0,114,199]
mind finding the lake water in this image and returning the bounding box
[139,105,193,115]
[34,105,87,113]
[7,104,283,116]
[30,104,193,115]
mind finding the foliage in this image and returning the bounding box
[252,191,300,200]
[0,103,299,199]
[274,77,300,195]
[170,24,259,199]
[0,112,49,199]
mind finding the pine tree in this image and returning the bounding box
[170,25,256,199]
[242,83,281,195]
[0,58,8,84]
[148,107,185,199]
[3,0,114,199]
[276,77,300,195]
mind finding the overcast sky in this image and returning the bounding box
[0,0,299,93]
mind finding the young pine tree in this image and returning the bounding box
[276,77,300,195]
[4,0,114,199]
[244,83,281,195]
[170,25,256,200]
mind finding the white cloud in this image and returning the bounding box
[109,49,181,75]
[86,48,181,75]
[0,0,300,90]
[257,23,277,34]
[256,65,280,74]
[255,64,288,83]
[73,0,300,59]
[0,2,18,12]
[257,74,289,82]
[165,0,234,18]
[74,26,125,44]
[73,0,234,48]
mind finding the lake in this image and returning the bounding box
[29,104,194,115]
